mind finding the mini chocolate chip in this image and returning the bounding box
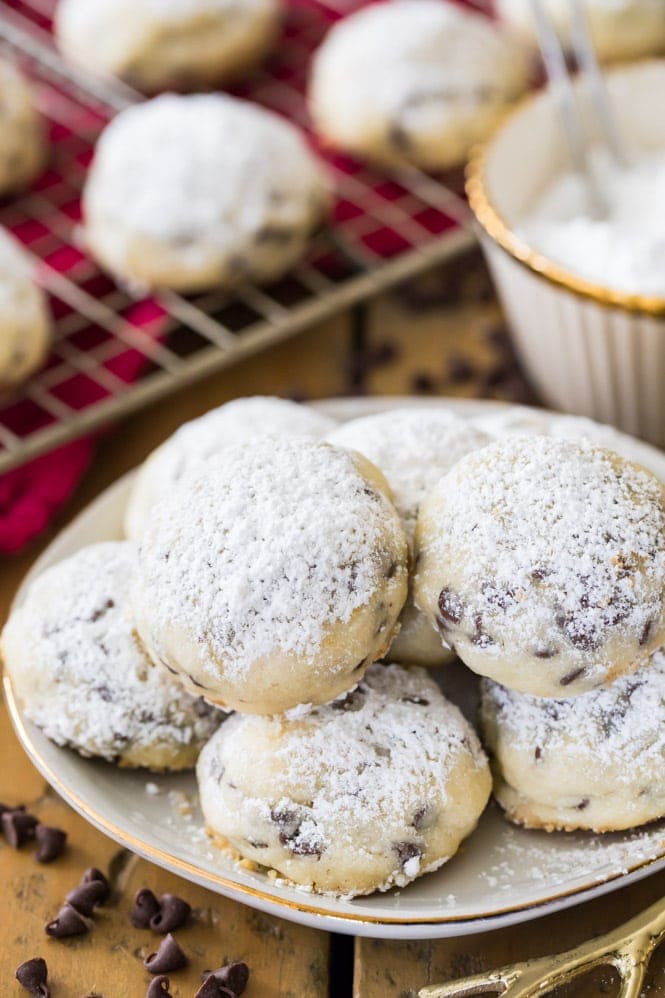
[533,646,558,659]
[146,976,172,998]
[560,667,586,687]
[412,807,435,831]
[411,372,436,393]
[384,561,398,579]
[132,888,161,928]
[534,746,542,761]
[640,619,655,646]
[576,798,590,811]
[15,957,49,995]
[195,978,235,998]
[208,961,250,995]
[280,834,323,857]
[34,825,67,863]
[45,904,90,938]
[438,588,464,625]
[65,880,107,916]
[447,355,474,383]
[472,615,495,648]
[400,695,430,706]
[2,810,37,847]
[89,598,114,622]
[150,894,191,934]
[80,867,110,902]
[144,934,188,974]
[394,841,421,866]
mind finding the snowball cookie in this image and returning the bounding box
[1,542,221,770]
[125,396,336,540]
[0,59,45,196]
[308,0,530,171]
[414,436,665,697]
[495,0,665,64]
[328,409,490,666]
[481,648,665,832]
[83,93,330,293]
[132,438,409,714]
[0,227,51,391]
[55,0,280,92]
[198,663,491,895]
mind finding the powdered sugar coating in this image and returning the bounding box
[125,396,336,539]
[1,542,221,769]
[55,0,280,91]
[481,649,665,831]
[132,438,409,714]
[327,409,490,667]
[309,0,530,170]
[0,226,51,389]
[197,663,491,895]
[414,435,665,696]
[83,94,330,291]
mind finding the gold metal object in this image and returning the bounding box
[0,4,474,475]
[420,894,665,997]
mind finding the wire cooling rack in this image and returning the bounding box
[0,0,477,474]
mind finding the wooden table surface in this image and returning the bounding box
[2,262,664,997]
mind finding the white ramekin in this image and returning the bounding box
[467,60,665,446]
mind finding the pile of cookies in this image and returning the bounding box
[5,395,665,898]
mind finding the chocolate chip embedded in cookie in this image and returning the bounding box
[414,436,665,697]
[197,663,491,896]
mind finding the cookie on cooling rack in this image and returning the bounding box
[54,0,281,91]
[308,0,530,171]
[131,437,409,715]
[481,649,665,832]
[327,408,490,667]
[414,435,665,697]
[2,541,221,770]
[0,58,45,196]
[0,227,51,391]
[496,0,665,64]
[83,93,331,293]
[126,396,336,540]
[197,663,491,895]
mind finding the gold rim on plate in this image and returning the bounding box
[6,670,665,929]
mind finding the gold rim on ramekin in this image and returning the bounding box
[465,81,665,319]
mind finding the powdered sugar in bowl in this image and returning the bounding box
[467,60,665,446]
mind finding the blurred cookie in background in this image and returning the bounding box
[495,0,665,64]
[309,0,530,171]
[54,0,281,92]
[0,227,51,392]
[0,58,45,195]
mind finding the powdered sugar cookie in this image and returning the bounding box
[328,409,490,666]
[496,0,665,64]
[414,436,665,697]
[0,59,45,195]
[308,0,530,170]
[1,542,221,770]
[481,650,665,832]
[197,663,491,895]
[0,227,51,391]
[83,94,330,292]
[126,396,336,539]
[132,438,409,714]
[55,0,280,91]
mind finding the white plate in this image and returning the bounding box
[6,396,665,940]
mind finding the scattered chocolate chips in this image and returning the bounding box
[438,588,464,626]
[146,976,172,998]
[195,977,235,998]
[208,961,250,995]
[394,841,422,867]
[2,809,38,848]
[144,934,188,974]
[45,903,90,938]
[576,798,590,811]
[132,888,161,928]
[34,825,67,864]
[559,667,587,687]
[15,957,49,996]
[149,894,191,934]
[532,646,559,660]
[534,747,543,761]
[65,879,108,917]
[80,867,111,902]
